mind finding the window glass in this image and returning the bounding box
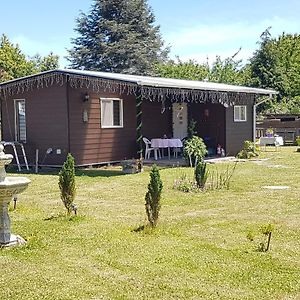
[15,99,26,142]
[113,100,120,126]
[100,98,123,128]
[234,105,247,122]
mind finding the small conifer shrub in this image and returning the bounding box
[195,161,208,189]
[145,165,163,227]
[58,153,76,215]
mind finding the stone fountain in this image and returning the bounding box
[0,144,31,247]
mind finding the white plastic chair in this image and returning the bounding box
[143,137,154,159]
[143,137,160,159]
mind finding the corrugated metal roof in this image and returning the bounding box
[61,69,277,95]
[0,68,278,95]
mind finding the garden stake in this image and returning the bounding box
[13,196,17,210]
[266,232,272,251]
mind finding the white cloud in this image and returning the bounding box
[164,16,300,64]
[9,16,300,69]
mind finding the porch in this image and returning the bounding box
[141,100,227,158]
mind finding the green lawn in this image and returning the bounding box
[0,147,299,300]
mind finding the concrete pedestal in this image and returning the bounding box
[0,196,26,247]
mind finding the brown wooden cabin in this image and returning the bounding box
[0,69,276,167]
[256,114,300,144]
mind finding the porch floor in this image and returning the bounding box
[143,156,237,167]
[143,157,186,167]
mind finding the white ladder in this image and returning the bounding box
[2,141,29,171]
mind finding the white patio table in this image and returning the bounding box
[259,136,284,150]
[151,138,183,160]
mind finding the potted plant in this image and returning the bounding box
[266,128,274,137]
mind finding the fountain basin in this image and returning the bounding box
[0,177,31,197]
[0,177,31,247]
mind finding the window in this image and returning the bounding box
[234,105,247,122]
[14,99,26,142]
[100,98,123,128]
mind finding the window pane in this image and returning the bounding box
[101,100,113,127]
[240,106,246,120]
[234,105,246,122]
[234,106,240,121]
[113,100,120,126]
[100,98,123,128]
[15,100,26,142]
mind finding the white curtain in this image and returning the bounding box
[101,100,113,127]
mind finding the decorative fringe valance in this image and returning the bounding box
[0,73,65,99]
[69,75,139,96]
[0,71,256,105]
[139,86,255,105]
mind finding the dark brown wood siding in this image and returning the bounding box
[1,84,69,166]
[225,103,254,155]
[1,79,256,165]
[189,103,226,155]
[68,87,137,165]
[141,100,172,139]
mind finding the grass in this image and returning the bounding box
[0,147,300,299]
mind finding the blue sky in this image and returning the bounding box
[1,0,299,67]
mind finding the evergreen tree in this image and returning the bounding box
[194,161,208,190]
[68,0,169,75]
[58,153,76,215]
[145,165,163,227]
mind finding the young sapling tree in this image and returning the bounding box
[145,165,163,227]
[58,153,76,215]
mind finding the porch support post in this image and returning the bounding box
[136,92,143,159]
[253,104,257,142]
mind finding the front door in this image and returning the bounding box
[172,103,188,139]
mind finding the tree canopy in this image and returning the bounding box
[31,52,60,73]
[155,51,250,86]
[0,34,35,82]
[0,34,60,83]
[68,0,169,75]
[250,29,300,112]
[250,29,300,97]
[156,29,300,114]
[155,57,209,81]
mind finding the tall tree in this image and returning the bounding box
[155,57,209,81]
[68,0,169,75]
[0,34,60,83]
[31,52,60,72]
[250,30,300,102]
[155,52,250,86]
[208,51,251,85]
[0,34,36,82]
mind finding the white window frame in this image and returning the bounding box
[100,98,123,128]
[234,105,247,122]
[14,99,27,143]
